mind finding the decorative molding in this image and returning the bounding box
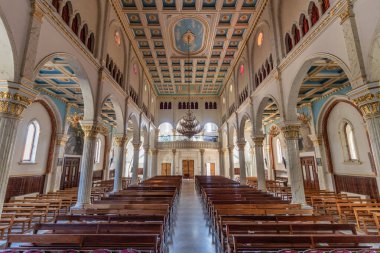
[281,125,301,140]
[157,141,219,150]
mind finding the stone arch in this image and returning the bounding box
[100,94,125,134]
[0,6,16,81]
[254,95,283,134]
[35,94,63,134]
[33,53,95,121]
[286,53,353,122]
[127,112,140,143]
[238,113,252,139]
[367,19,380,82]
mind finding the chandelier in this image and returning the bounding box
[176,30,202,139]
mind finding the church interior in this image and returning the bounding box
[1,0,380,252]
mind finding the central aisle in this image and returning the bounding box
[169,180,217,253]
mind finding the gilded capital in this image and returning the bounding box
[349,84,380,118]
[0,82,36,117]
[114,135,127,147]
[252,135,265,147]
[281,125,301,140]
[80,121,107,138]
[56,135,69,147]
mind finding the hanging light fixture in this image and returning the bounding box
[176,30,202,139]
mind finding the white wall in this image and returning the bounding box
[327,102,374,176]
[10,103,52,176]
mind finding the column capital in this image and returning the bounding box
[132,142,141,150]
[252,135,265,146]
[172,149,176,154]
[228,146,234,152]
[0,81,37,118]
[114,135,127,147]
[280,124,301,140]
[200,149,205,155]
[143,145,149,152]
[348,82,380,118]
[56,134,69,147]
[309,134,323,146]
[80,121,107,138]
[236,141,246,150]
[151,149,159,155]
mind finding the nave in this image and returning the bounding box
[1,175,380,252]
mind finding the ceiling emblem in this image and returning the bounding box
[173,17,206,55]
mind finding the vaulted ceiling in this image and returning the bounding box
[115,0,260,96]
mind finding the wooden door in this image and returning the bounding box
[209,163,216,176]
[182,160,194,179]
[60,157,80,190]
[300,156,319,190]
[161,163,171,176]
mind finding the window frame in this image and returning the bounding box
[21,120,41,163]
[339,120,360,163]
[95,138,102,164]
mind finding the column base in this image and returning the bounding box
[71,202,90,211]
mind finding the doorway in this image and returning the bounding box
[206,163,216,176]
[161,163,171,176]
[60,157,81,190]
[300,156,319,190]
[182,160,194,179]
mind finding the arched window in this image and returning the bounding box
[195,102,198,109]
[87,33,95,53]
[52,0,60,12]
[164,102,168,110]
[321,0,330,14]
[285,33,293,54]
[61,2,71,25]
[293,24,301,45]
[182,102,186,109]
[310,2,320,26]
[80,24,88,44]
[71,14,80,35]
[269,55,273,70]
[301,15,310,36]
[22,121,40,162]
[205,102,208,110]
[209,102,213,110]
[95,138,101,164]
[344,123,358,161]
[213,102,217,109]
[160,102,163,109]
[168,102,172,110]
[276,138,283,164]
[191,102,194,109]
[178,102,182,109]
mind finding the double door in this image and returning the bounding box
[182,160,194,179]
[161,163,171,176]
[300,156,319,190]
[60,157,80,190]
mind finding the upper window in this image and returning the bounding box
[95,138,101,164]
[22,121,40,162]
[344,123,358,161]
[257,32,263,46]
[276,138,283,164]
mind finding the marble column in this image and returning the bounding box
[218,148,225,176]
[249,148,256,177]
[172,149,176,175]
[228,146,234,179]
[237,140,247,185]
[142,146,149,181]
[0,82,36,213]
[200,149,205,175]
[281,124,306,205]
[74,122,104,208]
[131,142,141,184]
[309,134,333,191]
[252,135,266,191]
[151,149,158,177]
[349,83,380,192]
[113,135,127,192]
[49,134,69,192]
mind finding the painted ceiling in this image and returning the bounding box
[263,59,350,125]
[116,0,259,96]
[35,58,117,126]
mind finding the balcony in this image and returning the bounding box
[156,135,219,149]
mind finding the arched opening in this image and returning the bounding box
[71,14,80,35]
[0,14,15,81]
[22,120,40,162]
[285,33,293,54]
[309,2,320,26]
[61,2,71,25]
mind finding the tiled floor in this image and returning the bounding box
[168,180,217,253]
